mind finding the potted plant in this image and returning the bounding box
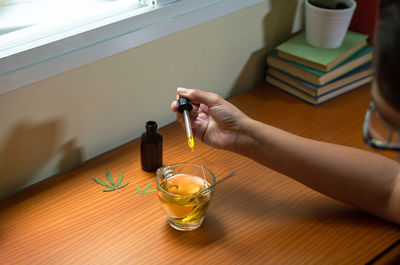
[305,0,357,49]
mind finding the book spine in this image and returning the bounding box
[266,75,373,105]
[266,56,320,85]
[266,76,318,105]
[318,76,373,103]
[276,50,327,72]
[267,68,317,96]
[267,65,374,97]
[321,52,373,85]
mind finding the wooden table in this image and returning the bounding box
[1,84,399,264]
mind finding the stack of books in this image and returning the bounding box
[265,31,374,105]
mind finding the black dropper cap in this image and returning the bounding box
[177,97,193,113]
[145,121,157,136]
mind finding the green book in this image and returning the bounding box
[266,45,374,86]
[276,31,368,72]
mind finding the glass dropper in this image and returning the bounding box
[177,96,194,151]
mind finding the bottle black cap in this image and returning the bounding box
[146,121,157,130]
[145,121,158,135]
[177,97,193,113]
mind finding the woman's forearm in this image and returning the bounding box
[236,118,400,223]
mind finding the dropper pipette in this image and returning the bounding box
[177,97,194,151]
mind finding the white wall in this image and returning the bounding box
[0,0,303,199]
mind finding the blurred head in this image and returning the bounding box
[374,0,400,110]
[363,0,400,154]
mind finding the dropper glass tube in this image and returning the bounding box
[183,110,194,151]
[177,97,194,151]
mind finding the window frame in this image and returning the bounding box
[0,0,264,95]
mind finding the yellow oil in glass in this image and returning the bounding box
[159,174,211,226]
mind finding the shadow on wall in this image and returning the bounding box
[0,120,83,200]
[58,139,83,174]
[230,0,301,97]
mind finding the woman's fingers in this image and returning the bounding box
[171,95,200,119]
[177,87,221,107]
[171,100,178,112]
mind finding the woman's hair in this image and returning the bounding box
[376,0,400,110]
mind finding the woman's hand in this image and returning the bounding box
[171,87,251,152]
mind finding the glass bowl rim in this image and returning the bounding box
[156,163,216,198]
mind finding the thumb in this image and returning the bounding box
[177,87,221,107]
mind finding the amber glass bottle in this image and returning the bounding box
[140,121,163,172]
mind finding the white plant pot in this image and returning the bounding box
[305,0,357,49]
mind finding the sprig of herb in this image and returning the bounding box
[135,182,156,196]
[92,169,129,194]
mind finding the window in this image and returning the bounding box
[0,0,158,57]
[0,0,263,94]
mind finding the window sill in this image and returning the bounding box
[0,0,263,95]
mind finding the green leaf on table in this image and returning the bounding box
[105,169,116,188]
[118,182,129,189]
[135,183,141,194]
[92,177,114,189]
[141,182,152,192]
[136,182,156,196]
[92,170,129,194]
[143,189,156,194]
[117,171,123,187]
